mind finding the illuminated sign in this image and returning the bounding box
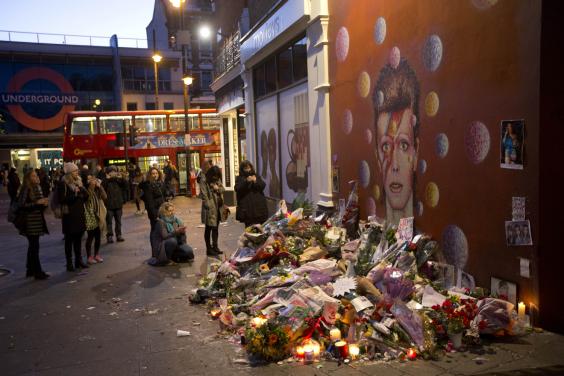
[1,67,77,131]
[37,150,63,168]
[107,159,127,165]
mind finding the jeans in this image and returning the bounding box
[204,225,219,250]
[163,237,194,262]
[65,231,84,266]
[26,235,43,275]
[106,208,122,237]
[86,227,101,257]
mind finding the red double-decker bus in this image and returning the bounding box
[63,109,222,192]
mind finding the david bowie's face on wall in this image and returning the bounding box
[376,107,418,212]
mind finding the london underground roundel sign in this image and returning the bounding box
[3,67,78,131]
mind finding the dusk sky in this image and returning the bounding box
[0,0,156,42]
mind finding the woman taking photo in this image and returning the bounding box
[85,174,107,264]
[235,160,268,228]
[58,162,89,271]
[140,167,167,232]
[199,165,224,257]
[149,202,194,266]
[17,170,49,279]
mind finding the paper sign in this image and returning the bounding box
[396,217,414,242]
[519,257,530,278]
[512,197,526,221]
[351,296,374,312]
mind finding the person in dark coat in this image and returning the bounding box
[235,160,268,228]
[7,167,20,203]
[149,201,194,266]
[199,166,224,256]
[85,175,107,264]
[37,168,51,198]
[102,166,127,243]
[17,170,50,279]
[58,162,89,271]
[139,167,167,232]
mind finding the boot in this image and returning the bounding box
[213,245,223,255]
[75,256,89,269]
[107,235,114,244]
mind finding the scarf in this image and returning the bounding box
[161,215,182,233]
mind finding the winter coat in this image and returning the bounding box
[150,217,187,261]
[200,179,224,227]
[102,176,126,210]
[235,174,268,225]
[7,171,20,201]
[17,185,48,237]
[57,179,88,234]
[139,180,167,221]
[85,185,108,233]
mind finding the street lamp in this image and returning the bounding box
[183,75,193,196]
[152,53,162,110]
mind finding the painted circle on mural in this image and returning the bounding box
[336,27,350,62]
[425,91,440,117]
[442,225,469,269]
[374,17,387,45]
[373,185,381,201]
[343,109,353,135]
[465,121,490,164]
[367,197,376,217]
[359,160,371,188]
[425,182,439,208]
[389,47,401,69]
[416,200,424,217]
[472,0,498,10]
[365,128,373,144]
[358,71,371,98]
[422,35,443,72]
[5,67,76,131]
[418,159,427,174]
[435,133,449,158]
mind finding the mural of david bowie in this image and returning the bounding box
[372,59,420,225]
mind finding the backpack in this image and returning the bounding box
[49,182,67,219]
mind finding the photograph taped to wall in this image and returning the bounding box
[491,277,517,306]
[500,119,525,170]
[505,220,533,246]
[512,196,526,221]
[332,166,340,193]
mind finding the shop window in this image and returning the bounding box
[164,102,174,110]
[254,64,266,98]
[146,102,156,110]
[265,57,277,94]
[292,37,307,82]
[201,71,213,90]
[278,47,293,89]
[127,102,138,111]
[134,115,167,132]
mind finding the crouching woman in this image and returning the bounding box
[149,202,194,266]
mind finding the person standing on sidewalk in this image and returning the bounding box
[85,174,107,264]
[102,166,126,243]
[235,160,268,228]
[200,165,224,257]
[7,167,20,203]
[58,162,89,271]
[139,167,167,232]
[17,170,50,280]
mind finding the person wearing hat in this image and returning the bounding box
[102,166,127,243]
[58,162,89,271]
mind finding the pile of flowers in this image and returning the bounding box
[429,297,486,341]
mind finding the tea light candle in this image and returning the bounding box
[407,348,417,361]
[296,346,305,358]
[303,344,314,364]
[518,302,526,318]
[312,342,321,358]
[251,317,267,328]
[330,327,342,342]
[349,343,360,360]
[334,340,348,358]
[210,309,221,318]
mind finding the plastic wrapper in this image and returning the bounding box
[390,300,425,348]
[356,277,383,301]
[394,251,416,273]
[299,246,328,264]
[473,297,514,335]
[415,239,438,267]
[380,268,414,301]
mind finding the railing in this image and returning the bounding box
[122,79,184,93]
[0,30,148,48]
[214,30,241,77]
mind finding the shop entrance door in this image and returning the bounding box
[177,151,201,195]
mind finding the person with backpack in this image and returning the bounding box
[102,166,127,243]
[58,162,89,271]
[16,170,50,280]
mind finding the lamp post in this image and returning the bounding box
[183,75,193,196]
[152,53,162,110]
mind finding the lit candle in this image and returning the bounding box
[330,328,342,342]
[518,302,526,318]
[334,340,348,359]
[303,344,314,364]
[349,343,360,360]
[210,309,221,318]
[296,346,305,358]
[407,348,417,361]
[312,342,321,359]
[251,317,267,328]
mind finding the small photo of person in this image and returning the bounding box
[505,220,533,246]
[491,277,517,306]
[500,119,525,170]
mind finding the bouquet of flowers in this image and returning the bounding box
[245,321,292,362]
[429,296,484,337]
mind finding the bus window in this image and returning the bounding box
[135,115,166,133]
[169,114,199,132]
[100,116,132,134]
[71,117,96,135]
[202,114,221,130]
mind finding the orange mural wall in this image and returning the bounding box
[328,0,541,309]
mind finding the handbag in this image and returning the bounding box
[221,205,231,222]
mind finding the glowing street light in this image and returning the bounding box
[199,25,212,39]
[152,53,162,109]
[182,75,193,195]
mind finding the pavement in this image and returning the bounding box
[1,190,564,376]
